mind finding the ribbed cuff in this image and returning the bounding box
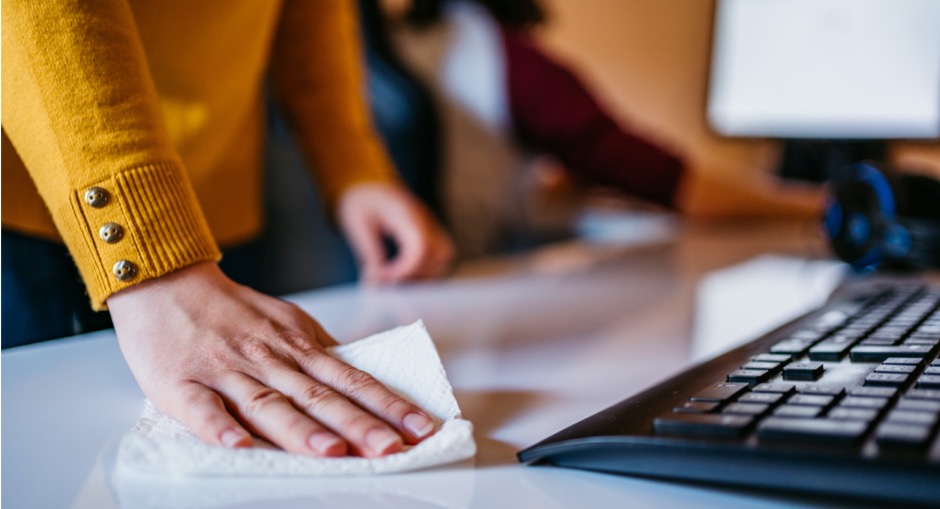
[60,163,221,310]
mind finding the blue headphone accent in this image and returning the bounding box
[824,162,894,269]
[855,162,895,220]
[824,162,940,271]
[823,198,842,240]
[883,223,912,258]
[846,213,870,247]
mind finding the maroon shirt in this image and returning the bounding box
[500,28,685,208]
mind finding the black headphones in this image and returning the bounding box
[824,162,940,271]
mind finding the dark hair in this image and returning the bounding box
[405,0,546,30]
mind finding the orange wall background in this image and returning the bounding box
[534,0,940,179]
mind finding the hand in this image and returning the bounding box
[337,181,454,284]
[107,262,436,457]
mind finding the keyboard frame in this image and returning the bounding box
[517,276,940,505]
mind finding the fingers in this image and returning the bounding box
[340,212,385,284]
[221,353,434,458]
[156,337,431,459]
[390,234,454,282]
[159,381,253,449]
[219,372,349,457]
[295,354,436,446]
[373,219,454,283]
[263,369,410,457]
[380,223,426,282]
[336,182,454,284]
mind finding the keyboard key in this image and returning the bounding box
[653,414,753,438]
[741,361,781,371]
[783,362,824,381]
[839,396,890,410]
[753,383,796,394]
[788,329,828,341]
[788,394,835,407]
[799,386,844,397]
[828,407,879,421]
[773,405,822,418]
[771,340,813,355]
[739,392,785,405]
[916,375,940,389]
[674,401,719,414]
[751,353,792,363]
[751,353,793,364]
[873,325,910,336]
[850,344,933,362]
[874,364,917,374]
[883,357,923,365]
[690,382,749,402]
[922,327,940,338]
[847,387,897,399]
[868,330,906,341]
[864,372,910,387]
[875,422,934,448]
[906,389,940,401]
[860,337,898,346]
[758,417,869,444]
[727,369,771,385]
[808,337,856,361]
[905,337,940,345]
[895,398,940,413]
[885,410,938,427]
[723,402,770,416]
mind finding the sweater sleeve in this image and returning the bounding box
[270,0,399,210]
[1,0,220,310]
[501,28,685,208]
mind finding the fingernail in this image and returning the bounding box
[220,429,250,448]
[403,412,434,438]
[308,432,346,456]
[365,428,402,456]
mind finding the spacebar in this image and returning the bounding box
[757,417,869,444]
[653,414,753,438]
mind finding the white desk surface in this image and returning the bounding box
[4,218,877,509]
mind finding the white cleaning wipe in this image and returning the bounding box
[114,320,476,476]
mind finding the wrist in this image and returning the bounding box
[107,261,226,309]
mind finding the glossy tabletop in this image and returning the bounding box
[4,217,874,509]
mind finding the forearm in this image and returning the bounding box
[1,0,219,308]
[501,27,685,208]
[675,163,826,219]
[270,0,399,210]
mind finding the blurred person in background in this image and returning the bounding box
[364,0,824,257]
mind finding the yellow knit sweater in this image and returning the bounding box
[1,0,397,309]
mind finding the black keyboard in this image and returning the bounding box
[518,277,940,506]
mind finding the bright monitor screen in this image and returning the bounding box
[707,0,940,139]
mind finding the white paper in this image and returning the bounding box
[114,320,476,476]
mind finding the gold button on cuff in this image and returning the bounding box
[84,187,110,208]
[113,260,138,282]
[99,223,124,243]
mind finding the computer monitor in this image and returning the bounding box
[706,0,940,180]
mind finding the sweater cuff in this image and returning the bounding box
[59,163,221,310]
